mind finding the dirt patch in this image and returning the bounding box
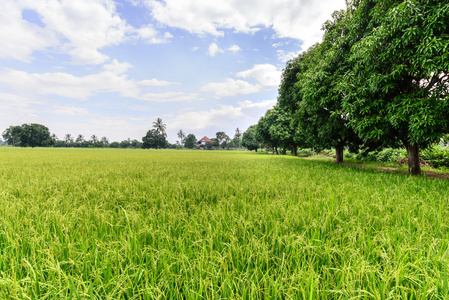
[380,166,398,171]
[423,172,449,180]
[398,157,433,168]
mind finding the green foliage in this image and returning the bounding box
[142,129,167,149]
[242,125,260,151]
[342,0,449,164]
[421,145,449,168]
[2,125,22,146]
[184,133,197,149]
[1,148,449,298]
[2,123,53,147]
[351,148,407,163]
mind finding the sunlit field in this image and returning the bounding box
[1,148,449,299]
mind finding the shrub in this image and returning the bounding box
[421,145,449,168]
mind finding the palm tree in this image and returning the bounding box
[64,134,73,146]
[234,128,242,148]
[76,134,84,144]
[91,135,98,144]
[153,118,166,134]
[177,129,186,146]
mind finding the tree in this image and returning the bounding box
[234,128,242,148]
[100,136,109,145]
[110,141,120,148]
[242,125,260,152]
[216,131,230,149]
[256,110,281,154]
[130,139,142,148]
[184,134,197,149]
[153,118,166,134]
[64,134,73,147]
[177,130,186,146]
[342,0,449,175]
[19,123,53,147]
[76,134,84,144]
[142,129,167,149]
[2,125,22,146]
[90,135,98,144]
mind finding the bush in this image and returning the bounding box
[297,148,313,157]
[352,148,406,163]
[421,145,449,168]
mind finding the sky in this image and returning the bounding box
[0,0,346,143]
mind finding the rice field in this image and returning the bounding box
[0,148,449,299]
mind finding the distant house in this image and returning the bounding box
[197,136,212,148]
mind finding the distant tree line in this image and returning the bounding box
[1,119,244,151]
[240,0,449,176]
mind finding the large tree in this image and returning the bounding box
[293,6,375,163]
[19,123,53,147]
[2,125,22,146]
[215,132,230,149]
[142,129,167,149]
[342,0,449,174]
[184,134,197,149]
[242,125,260,152]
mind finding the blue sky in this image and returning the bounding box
[0,0,346,143]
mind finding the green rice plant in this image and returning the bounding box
[0,148,448,299]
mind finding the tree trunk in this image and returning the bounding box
[282,148,286,155]
[292,145,297,156]
[406,143,421,175]
[275,147,279,155]
[335,147,344,164]
[312,147,315,156]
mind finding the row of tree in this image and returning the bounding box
[1,118,243,151]
[242,0,449,175]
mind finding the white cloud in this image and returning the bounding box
[228,45,241,53]
[236,64,281,87]
[145,0,346,51]
[208,43,224,57]
[0,62,190,102]
[138,79,181,86]
[139,92,199,102]
[169,99,276,132]
[202,79,261,97]
[201,64,281,98]
[0,0,171,64]
[50,105,90,116]
[277,50,302,63]
[0,1,57,62]
[133,26,173,44]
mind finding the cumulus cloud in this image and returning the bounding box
[201,64,281,98]
[145,0,346,51]
[0,0,172,64]
[138,79,181,86]
[208,43,224,57]
[139,92,199,102]
[277,50,302,63]
[236,64,281,87]
[202,79,261,97]
[0,62,191,102]
[0,1,57,62]
[169,99,276,132]
[228,45,241,53]
[50,105,90,116]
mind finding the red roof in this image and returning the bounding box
[198,136,212,142]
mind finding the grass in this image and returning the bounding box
[0,148,449,299]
